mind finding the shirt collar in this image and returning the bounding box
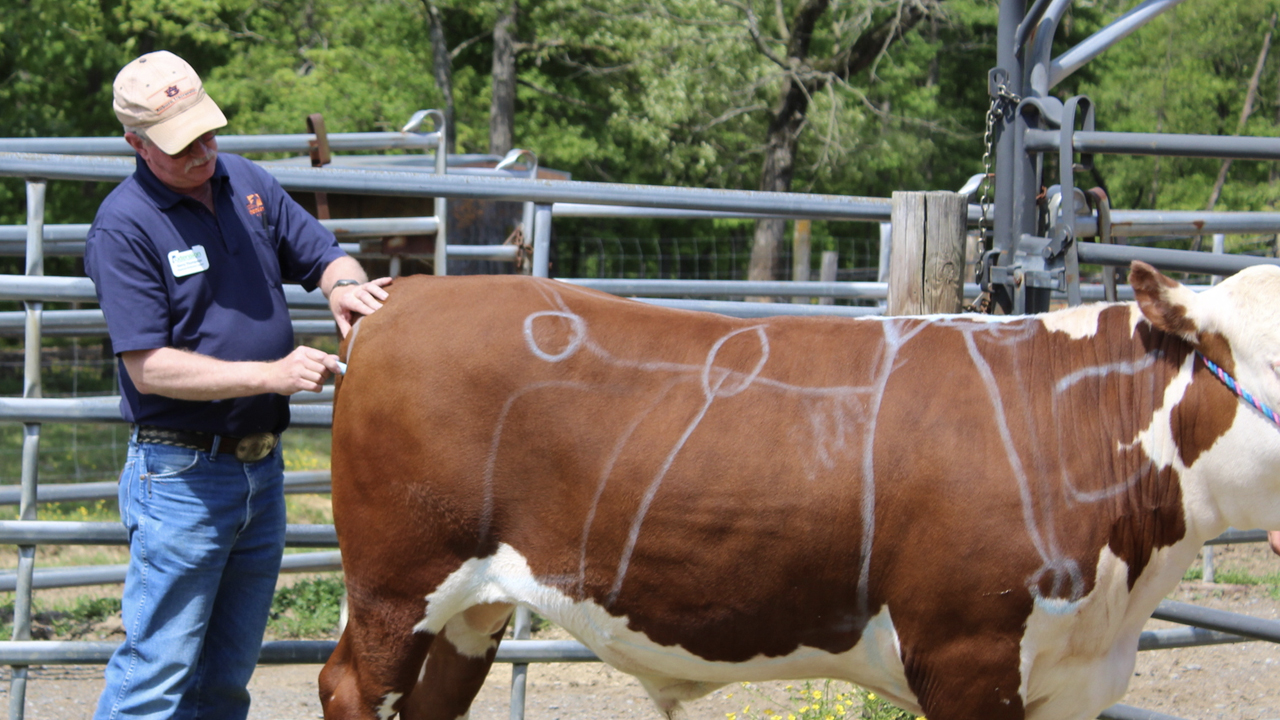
[133,153,229,210]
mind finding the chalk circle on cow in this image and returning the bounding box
[321,261,1280,720]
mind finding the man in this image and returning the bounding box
[84,50,391,719]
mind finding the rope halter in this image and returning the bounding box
[1198,352,1280,427]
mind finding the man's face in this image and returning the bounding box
[125,131,218,193]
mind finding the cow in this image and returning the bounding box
[318,261,1280,720]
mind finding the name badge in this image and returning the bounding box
[168,245,210,278]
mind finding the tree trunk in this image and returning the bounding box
[748,78,809,283]
[424,0,456,154]
[490,0,518,156]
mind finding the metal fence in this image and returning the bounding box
[3,103,1280,720]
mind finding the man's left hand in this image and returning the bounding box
[330,277,393,337]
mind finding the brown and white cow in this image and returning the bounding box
[319,261,1280,720]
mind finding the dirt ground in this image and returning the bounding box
[4,543,1280,720]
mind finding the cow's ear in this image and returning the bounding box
[1130,261,1200,343]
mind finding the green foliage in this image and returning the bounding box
[730,680,922,720]
[269,575,344,638]
[0,594,122,640]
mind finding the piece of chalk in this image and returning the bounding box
[336,361,348,375]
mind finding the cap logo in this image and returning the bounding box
[246,194,265,216]
[165,85,180,98]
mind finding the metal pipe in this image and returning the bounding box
[0,638,600,666]
[509,607,532,720]
[531,204,552,278]
[1076,242,1280,274]
[0,153,894,222]
[10,179,47,720]
[1152,600,1280,643]
[632,298,882,318]
[1137,626,1249,651]
[0,131,442,156]
[1027,0,1074,97]
[0,550,342,591]
[1098,704,1190,720]
[1049,0,1190,88]
[0,521,336,547]
[562,279,890,299]
[431,110,449,277]
[1026,129,1280,161]
[0,471,332,506]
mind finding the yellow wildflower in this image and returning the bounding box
[813,690,823,699]
[868,693,878,701]
[835,705,845,713]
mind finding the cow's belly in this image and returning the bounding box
[415,543,921,713]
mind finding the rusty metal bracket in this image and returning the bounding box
[307,113,332,220]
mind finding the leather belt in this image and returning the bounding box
[135,425,278,463]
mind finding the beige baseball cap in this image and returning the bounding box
[113,51,227,155]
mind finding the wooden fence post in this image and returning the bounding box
[887,191,967,315]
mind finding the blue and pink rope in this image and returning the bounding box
[1198,352,1280,427]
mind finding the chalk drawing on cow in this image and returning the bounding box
[319,261,1280,720]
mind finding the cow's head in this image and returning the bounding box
[1132,260,1280,531]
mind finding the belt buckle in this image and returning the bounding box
[234,433,277,463]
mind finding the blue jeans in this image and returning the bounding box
[95,436,286,720]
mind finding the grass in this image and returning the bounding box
[1182,563,1280,600]
[0,593,122,641]
[268,576,344,638]
[729,680,922,720]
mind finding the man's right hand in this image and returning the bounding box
[269,345,343,395]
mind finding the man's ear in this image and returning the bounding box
[124,132,146,153]
[1130,260,1200,343]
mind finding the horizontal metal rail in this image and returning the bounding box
[0,471,331,506]
[0,550,341,591]
[1136,626,1249,651]
[0,626,1247,666]
[1083,211,1280,238]
[633,298,883,318]
[0,153,891,222]
[1097,704,1188,720]
[1076,242,1280,274]
[0,132,442,156]
[1152,600,1280,643]
[0,521,336,547]
[0,396,332,427]
[0,638,597,666]
[564,279,889,299]
[1026,129,1280,161]
[0,310,340,338]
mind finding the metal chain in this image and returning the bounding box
[968,81,1021,314]
[978,83,1022,229]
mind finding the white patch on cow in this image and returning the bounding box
[1018,540,1199,720]
[417,543,920,714]
[1133,352,1197,475]
[1037,302,1115,339]
[375,691,402,720]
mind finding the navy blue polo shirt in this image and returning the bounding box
[84,152,346,435]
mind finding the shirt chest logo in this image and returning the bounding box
[168,245,210,278]
[246,193,265,216]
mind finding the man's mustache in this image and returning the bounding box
[185,150,216,172]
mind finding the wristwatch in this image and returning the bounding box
[332,279,362,290]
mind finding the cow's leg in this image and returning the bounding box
[399,602,515,720]
[319,594,434,720]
